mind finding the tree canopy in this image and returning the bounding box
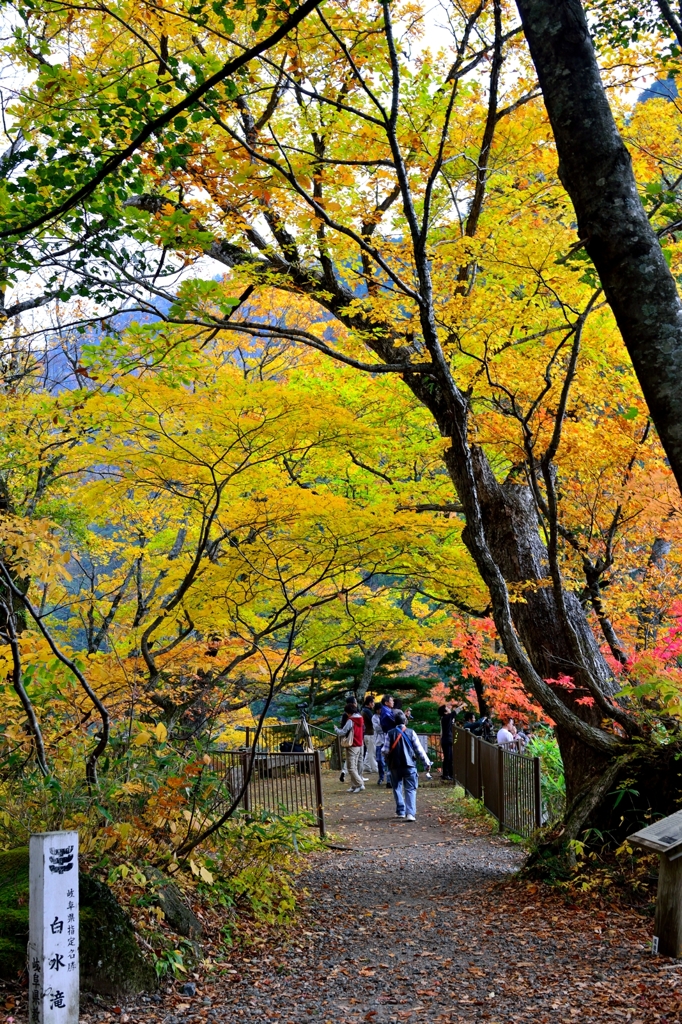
[3,0,682,858]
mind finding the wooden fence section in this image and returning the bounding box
[452,726,542,837]
[210,750,326,836]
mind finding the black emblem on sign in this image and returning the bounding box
[49,846,74,874]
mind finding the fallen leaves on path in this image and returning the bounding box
[2,785,680,1024]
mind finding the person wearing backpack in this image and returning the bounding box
[381,710,432,821]
[335,701,366,793]
[337,699,357,783]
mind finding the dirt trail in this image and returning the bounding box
[189,774,680,1024]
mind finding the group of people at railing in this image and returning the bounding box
[437,703,534,777]
[495,717,532,753]
[333,693,535,821]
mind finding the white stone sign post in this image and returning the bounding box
[29,832,79,1024]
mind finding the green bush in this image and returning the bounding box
[528,729,565,823]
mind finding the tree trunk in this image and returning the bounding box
[0,478,28,634]
[471,678,489,717]
[357,643,389,703]
[444,443,615,805]
[514,0,682,494]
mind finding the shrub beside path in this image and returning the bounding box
[199,776,680,1023]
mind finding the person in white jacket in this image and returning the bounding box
[361,695,378,774]
[372,707,388,785]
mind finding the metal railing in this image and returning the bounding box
[210,750,326,836]
[452,726,541,837]
[243,722,343,770]
[244,723,335,750]
[419,733,443,766]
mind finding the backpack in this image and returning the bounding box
[385,726,417,771]
[350,713,364,747]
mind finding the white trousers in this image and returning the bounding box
[363,734,378,773]
[345,745,365,788]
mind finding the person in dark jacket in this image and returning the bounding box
[361,695,377,774]
[378,696,396,787]
[379,694,395,733]
[438,703,454,781]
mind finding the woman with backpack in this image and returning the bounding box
[335,701,366,793]
[381,710,432,820]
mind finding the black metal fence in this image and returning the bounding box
[452,726,541,837]
[420,733,443,767]
[243,723,343,770]
[210,750,326,836]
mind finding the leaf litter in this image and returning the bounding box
[2,784,681,1023]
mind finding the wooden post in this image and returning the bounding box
[497,745,505,831]
[313,750,326,837]
[29,832,79,1024]
[466,731,475,796]
[653,854,682,957]
[629,810,682,955]
[245,726,251,750]
[533,756,542,829]
[240,753,251,813]
[476,735,483,800]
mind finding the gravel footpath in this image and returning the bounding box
[6,775,681,1024]
[192,777,681,1024]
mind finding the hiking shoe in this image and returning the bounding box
[350,786,365,794]
[405,814,416,821]
[396,813,405,818]
[347,786,357,792]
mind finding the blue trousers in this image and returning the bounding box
[390,767,418,817]
[376,745,386,783]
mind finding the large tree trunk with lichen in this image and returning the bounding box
[442,443,616,805]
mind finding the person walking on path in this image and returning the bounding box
[379,696,396,787]
[379,694,395,733]
[372,704,387,785]
[335,701,366,792]
[362,695,378,774]
[438,703,454,781]
[337,698,357,783]
[382,711,432,821]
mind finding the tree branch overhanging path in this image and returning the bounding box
[6,0,682,857]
